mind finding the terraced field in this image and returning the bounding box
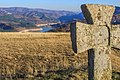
[0,33,119,80]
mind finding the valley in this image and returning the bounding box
[0,6,120,32]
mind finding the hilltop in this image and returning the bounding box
[0,33,119,79]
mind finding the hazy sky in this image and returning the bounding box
[0,0,119,12]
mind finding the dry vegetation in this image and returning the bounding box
[0,32,119,80]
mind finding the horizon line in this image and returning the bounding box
[0,6,81,12]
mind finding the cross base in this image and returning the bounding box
[88,46,112,80]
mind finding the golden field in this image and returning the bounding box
[0,32,119,80]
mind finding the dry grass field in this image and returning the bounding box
[0,32,119,80]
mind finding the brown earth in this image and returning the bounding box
[0,32,119,80]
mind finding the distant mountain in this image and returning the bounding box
[0,7,80,24]
[0,23,14,32]
[112,6,120,24]
[0,7,83,31]
[0,7,82,30]
[114,7,120,14]
[58,13,84,23]
[50,7,120,32]
[0,6,120,32]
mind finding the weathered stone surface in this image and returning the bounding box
[94,46,112,80]
[76,22,92,53]
[70,4,120,80]
[111,25,120,49]
[81,4,115,26]
[75,22,109,53]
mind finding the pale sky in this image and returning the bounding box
[0,0,120,12]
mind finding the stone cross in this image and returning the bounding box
[70,4,120,80]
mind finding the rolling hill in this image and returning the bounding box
[0,7,83,31]
[0,6,120,32]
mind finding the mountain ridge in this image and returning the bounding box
[0,6,120,32]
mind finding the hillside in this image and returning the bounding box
[112,6,120,24]
[0,7,82,32]
[0,33,119,79]
[0,7,70,24]
[50,6,120,32]
[0,6,120,32]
